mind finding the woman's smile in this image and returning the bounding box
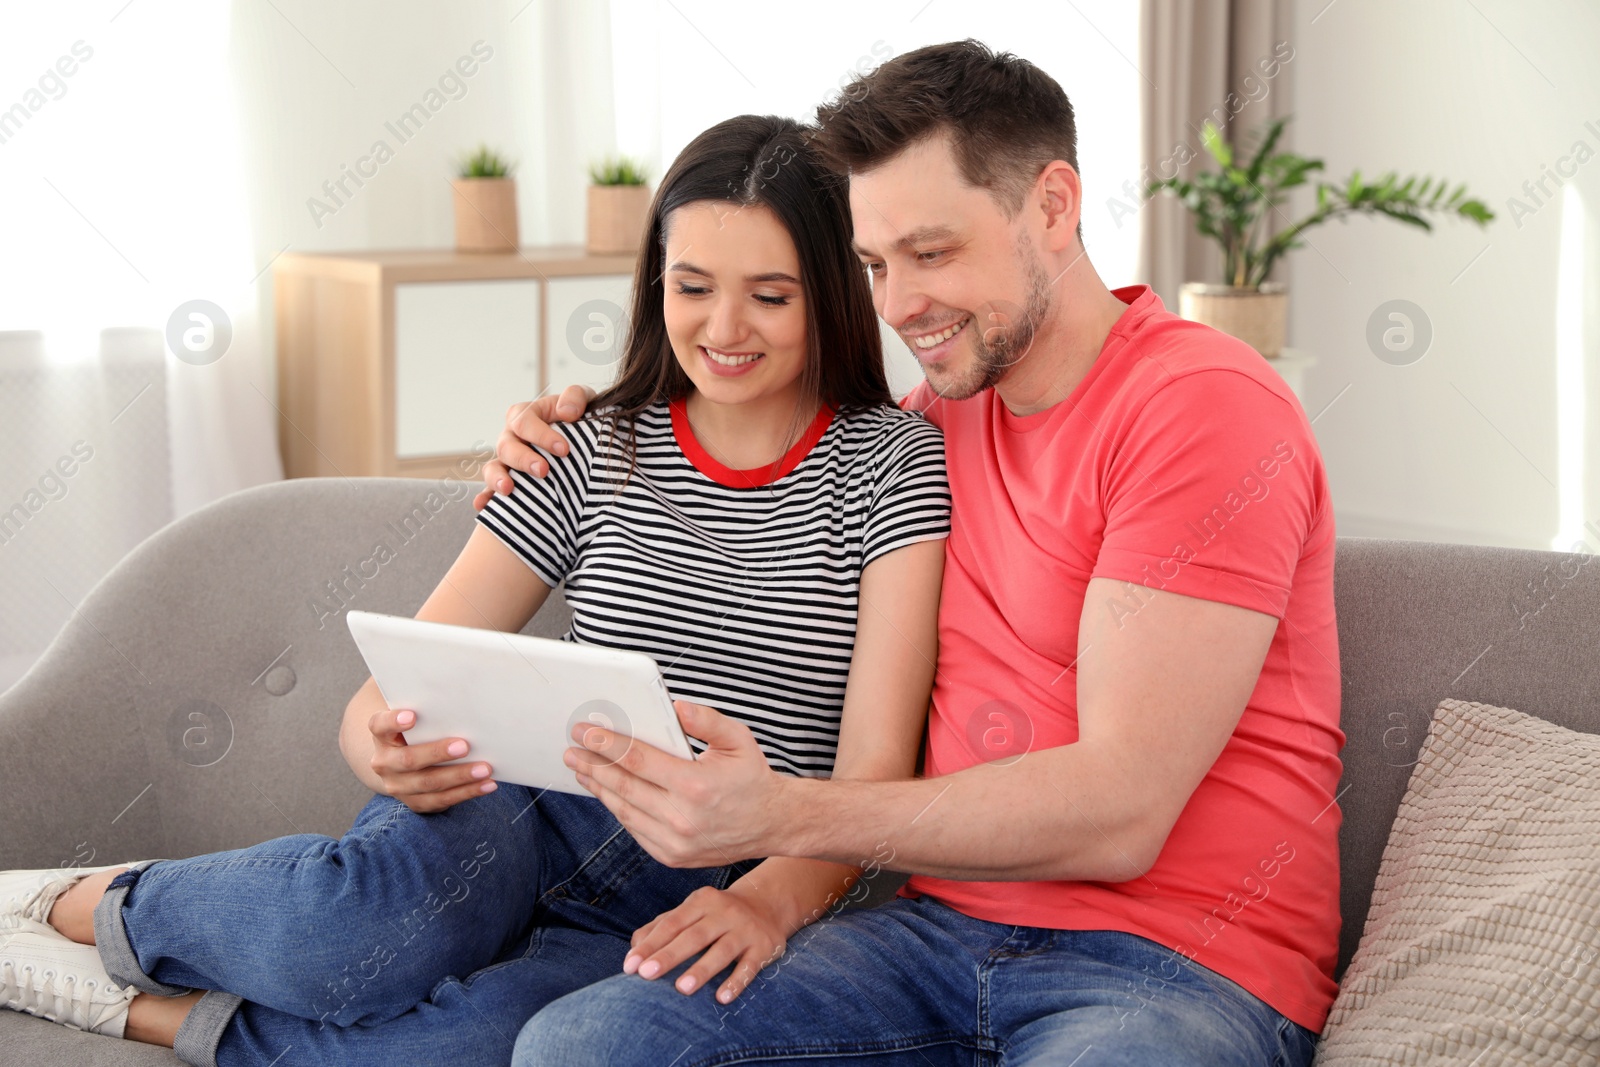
[699,344,766,376]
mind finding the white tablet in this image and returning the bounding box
[346,610,694,796]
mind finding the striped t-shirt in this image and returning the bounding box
[476,398,951,777]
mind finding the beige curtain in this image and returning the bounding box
[1137,0,1295,306]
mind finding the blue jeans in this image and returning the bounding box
[91,785,755,1067]
[515,893,1320,1067]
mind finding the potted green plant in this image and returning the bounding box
[587,156,651,256]
[451,146,519,253]
[1145,117,1493,357]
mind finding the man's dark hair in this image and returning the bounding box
[814,39,1082,238]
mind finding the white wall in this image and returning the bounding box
[233,0,614,256]
[1287,0,1599,550]
[233,0,618,402]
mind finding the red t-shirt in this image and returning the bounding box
[899,284,1344,1033]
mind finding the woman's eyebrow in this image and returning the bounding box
[667,260,799,284]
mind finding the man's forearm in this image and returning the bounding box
[771,747,1159,884]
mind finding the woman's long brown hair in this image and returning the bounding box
[588,114,892,479]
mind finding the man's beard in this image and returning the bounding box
[925,236,1054,401]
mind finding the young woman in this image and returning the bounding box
[0,115,949,1065]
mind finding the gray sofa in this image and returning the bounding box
[2,477,1597,1065]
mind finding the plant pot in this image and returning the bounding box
[586,185,651,256]
[451,177,519,253]
[1178,282,1287,358]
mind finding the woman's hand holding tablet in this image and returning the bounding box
[364,701,498,814]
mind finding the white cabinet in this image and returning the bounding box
[394,280,542,458]
[275,247,640,479]
[545,275,635,396]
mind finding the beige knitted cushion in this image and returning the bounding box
[1316,699,1600,1065]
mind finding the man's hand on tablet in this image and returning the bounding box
[368,707,497,814]
[471,384,596,511]
[565,700,784,868]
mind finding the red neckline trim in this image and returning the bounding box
[670,398,835,488]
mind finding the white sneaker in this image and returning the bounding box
[0,863,138,927]
[0,918,138,1038]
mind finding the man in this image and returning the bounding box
[480,39,1341,1066]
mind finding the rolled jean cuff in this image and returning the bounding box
[170,990,244,1067]
[92,859,192,997]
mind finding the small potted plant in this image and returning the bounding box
[1145,117,1493,357]
[451,146,519,253]
[586,156,651,256]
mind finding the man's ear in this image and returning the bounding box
[1036,160,1082,254]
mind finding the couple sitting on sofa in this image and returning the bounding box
[0,39,1343,1067]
